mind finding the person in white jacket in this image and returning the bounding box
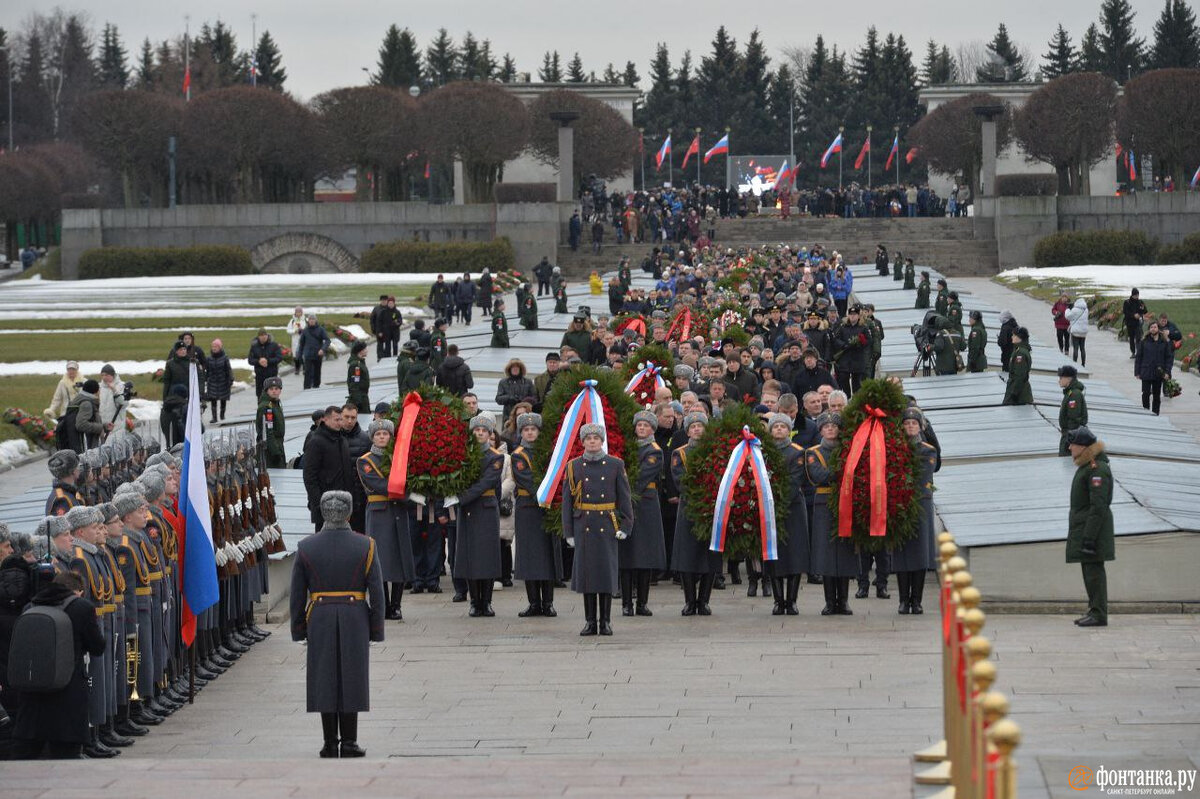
[1065,297,1089,367]
[44,360,81,419]
[97,364,128,436]
[286,306,305,375]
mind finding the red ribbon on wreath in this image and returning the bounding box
[665,308,692,342]
[387,391,424,499]
[837,404,888,538]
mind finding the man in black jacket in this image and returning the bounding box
[369,295,390,359]
[248,329,285,398]
[1122,289,1146,358]
[787,348,838,399]
[832,306,871,398]
[340,404,372,533]
[1135,321,1174,415]
[436,345,474,397]
[302,406,354,532]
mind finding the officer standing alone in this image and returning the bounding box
[1065,426,1114,628]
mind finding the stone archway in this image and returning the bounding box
[251,233,359,274]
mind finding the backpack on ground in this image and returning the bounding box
[7,597,78,692]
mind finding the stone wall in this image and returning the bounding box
[60,201,571,280]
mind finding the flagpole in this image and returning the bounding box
[838,125,844,190]
[866,125,872,189]
[695,127,702,187]
[250,13,258,87]
[638,128,645,192]
[667,128,673,188]
[894,126,900,186]
[725,127,731,191]
[184,15,190,102]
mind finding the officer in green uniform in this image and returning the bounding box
[560,314,591,357]
[256,377,287,468]
[931,316,962,376]
[519,285,539,330]
[553,281,569,314]
[915,271,931,309]
[398,347,435,393]
[902,258,916,290]
[1064,426,1113,628]
[934,279,950,316]
[429,319,448,371]
[1057,365,1088,456]
[491,299,510,348]
[1002,327,1033,405]
[618,259,632,293]
[946,291,964,336]
[346,342,371,414]
[863,304,884,379]
[966,310,988,372]
[395,340,418,392]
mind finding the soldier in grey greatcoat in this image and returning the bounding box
[453,414,505,618]
[767,414,810,616]
[510,413,563,617]
[670,412,723,616]
[806,412,857,616]
[562,423,634,636]
[290,490,385,759]
[619,411,667,617]
[891,408,939,615]
[356,419,415,621]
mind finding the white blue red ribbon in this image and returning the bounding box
[709,426,778,560]
[536,380,607,506]
[623,362,667,396]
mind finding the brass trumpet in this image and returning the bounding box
[126,632,141,702]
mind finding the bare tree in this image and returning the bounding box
[954,41,988,84]
[311,86,420,201]
[908,92,1012,194]
[526,89,638,182]
[1118,67,1200,185]
[1014,73,1118,194]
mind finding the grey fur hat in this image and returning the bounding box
[768,413,792,431]
[516,412,542,431]
[579,423,605,441]
[97,502,119,523]
[144,463,171,481]
[673,364,695,380]
[135,473,166,502]
[48,449,80,479]
[367,419,395,438]
[0,522,9,544]
[683,412,709,431]
[146,452,173,469]
[319,490,354,525]
[469,413,496,433]
[113,491,146,518]
[65,505,97,531]
[815,412,843,431]
[901,407,926,427]
[633,410,658,430]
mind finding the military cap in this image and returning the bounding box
[673,364,695,380]
[469,413,496,433]
[579,423,605,441]
[48,449,80,479]
[683,412,709,431]
[517,413,542,431]
[319,491,353,525]
[901,407,926,426]
[633,410,658,430]
[367,419,394,438]
[1065,426,1097,447]
[264,377,283,390]
[767,413,792,431]
[815,412,843,431]
[65,505,97,531]
[113,491,146,518]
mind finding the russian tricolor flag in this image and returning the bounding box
[884,135,900,170]
[776,159,792,188]
[820,133,843,168]
[704,133,729,164]
[179,362,219,646]
[656,135,672,171]
[1191,164,1200,189]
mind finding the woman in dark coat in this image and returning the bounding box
[620,411,667,616]
[290,490,385,758]
[12,570,106,759]
[495,359,535,423]
[767,414,810,615]
[510,413,562,617]
[477,269,494,317]
[204,339,235,423]
[670,412,723,616]
[891,408,939,615]
[807,412,857,615]
[453,414,504,617]
[357,420,415,621]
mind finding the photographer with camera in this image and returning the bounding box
[97,365,130,440]
[910,313,939,377]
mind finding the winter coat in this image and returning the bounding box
[298,324,331,362]
[1135,333,1174,381]
[997,313,1018,372]
[453,446,504,580]
[833,322,871,374]
[807,440,857,577]
[397,359,435,394]
[45,375,79,420]
[563,453,634,594]
[67,390,105,450]
[890,440,939,572]
[248,336,284,378]
[436,355,474,396]
[161,353,191,401]
[302,424,355,525]
[510,445,563,581]
[97,376,128,427]
[772,439,811,576]
[495,373,535,421]
[357,453,415,583]
[620,440,667,572]
[669,443,723,575]
[1002,344,1033,405]
[346,356,371,410]
[1051,300,1071,331]
[477,273,494,307]
[1059,379,1088,456]
[205,350,235,400]
[1065,298,1089,337]
[455,280,477,305]
[967,320,988,372]
[1065,443,1115,563]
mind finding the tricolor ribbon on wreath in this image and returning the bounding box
[709,426,778,561]
[387,391,424,499]
[837,404,889,538]
[623,362,666,395]
[536,380,607,506]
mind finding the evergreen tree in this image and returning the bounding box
[375,25,422,87]
[0,28,9,142]
[1079,24,1104,71]
[921,40,957,85]
[601,63,621,84]
[976,23,1028,82]
[1097,0,1145,82]
[622,60,640,88]
[14,30,53,143]
[880,34,921,129]
[476,39,497,80]
[98,23,130,89]
[253,31,286,90]
[1042,24,1078,79]
[201,20,240,86]
[425,28,458,86]
[741,29,774,152]
[1149,0,1200,69]
[567,52,586,82]
[798,36,853,185]
[695,26,743,134]
[537,51,562,82]
[674,50,696,133]
[457,32,494,81]
[641,43,674,130]
[852,27,885,133]
[136,37,154,89]
[768,62,797,153]
[53,14,97,139]
[497,53,517,82]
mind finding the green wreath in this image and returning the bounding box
[620,343,678,401]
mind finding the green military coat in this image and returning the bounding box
[256,395,287,468]
[915,279,930,309]
[967,320,988,372]
[1058,379,1088,456]
[1002,345,1033,405]
[1066,443,1114,563]
[491,312,510,347]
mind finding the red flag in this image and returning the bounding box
[182,65,191,96]
[638,131,644,153]
[424,161,430,179]
[905,147,919,164]
[854,136,871,170]
[681,135,700,170]
[1115,142,1124,159]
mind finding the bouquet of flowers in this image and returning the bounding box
[531,365,640,537]
[493,270,524,292]
[1163,377,1183,399]
[386,385,482,499]
[3,407,58,451]
[665,305,709,345]
[332,325,359,346]
[827,379,923,554]
[682,405,789,560]
[151,368,166,383]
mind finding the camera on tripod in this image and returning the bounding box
[910,312,940,377]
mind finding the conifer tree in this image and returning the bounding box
[1097,0,1145,82]
[976,23,1028,82]
[1042,24,1078,79]
[1149,0,1200,69]
[99,23,130,89]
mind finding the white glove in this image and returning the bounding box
[615,530,628,540]
[566,537,575,548]
[252,532,265,548]
[443,495,459,508]
[409,492,426,506]
[215,548,227,566]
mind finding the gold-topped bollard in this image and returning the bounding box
[914,537,963,766]
[989,719,1022,799]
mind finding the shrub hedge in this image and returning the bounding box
[995,173,1057,196]
[360,238,515,274]
[1032,230,1158,268]
[79,245,254,278]
[1156,232,1200,265]
[494,183,556,203]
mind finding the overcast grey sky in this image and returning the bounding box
[3,0,1168,101]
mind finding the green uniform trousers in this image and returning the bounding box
[1081,561,1107,623]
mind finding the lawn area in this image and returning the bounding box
[0,313,367,332]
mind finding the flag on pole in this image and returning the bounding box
[182,65,192,97]
[820,133,843,168]
[424,161,430,179]
[638,131,644,153]
[1115,142,1124,160]
[775,159,792,188]
[1127,150,1138,181]
[884,136,900,170]
[179,363,219,647]
[905,147,919,164]
[656,135,672,171]
[704,133,729,163]
[854,135,871,170]
[1190,164,1200,189]
[681,135,700,169]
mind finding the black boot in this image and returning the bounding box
[598,594,613,635]
[83,727,119,758]
[770,576,786,615]
[746,567,759,597]
[821,578,837,615]
[519,581,542,617]
[338,713,365,757]
[481,580,495,617]
[680,573,698,616]
[896,572,911,614]
[115,706,147,737]
[620,570,634,616]
[761,569,772,597]
[100,722,133,748]
[837,577,853,615]
[728,560,742,585]
[467,579,481,617]
[785,575,801,615]
[635,570,653,616]
[697,574,715,615]
[855,580,870,599]
[910,570,927,614]
[540,581,557,617]
[320,712,339,758]
[580,593,598,635]
[386,582,403,621]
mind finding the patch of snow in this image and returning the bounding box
[0,272,479,293]
[0,439,34,468]
[998,264,1200,300]
[340,324,371,341]
[0,306,427,321]
[0,360,172,377]
[126,398,163,422]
